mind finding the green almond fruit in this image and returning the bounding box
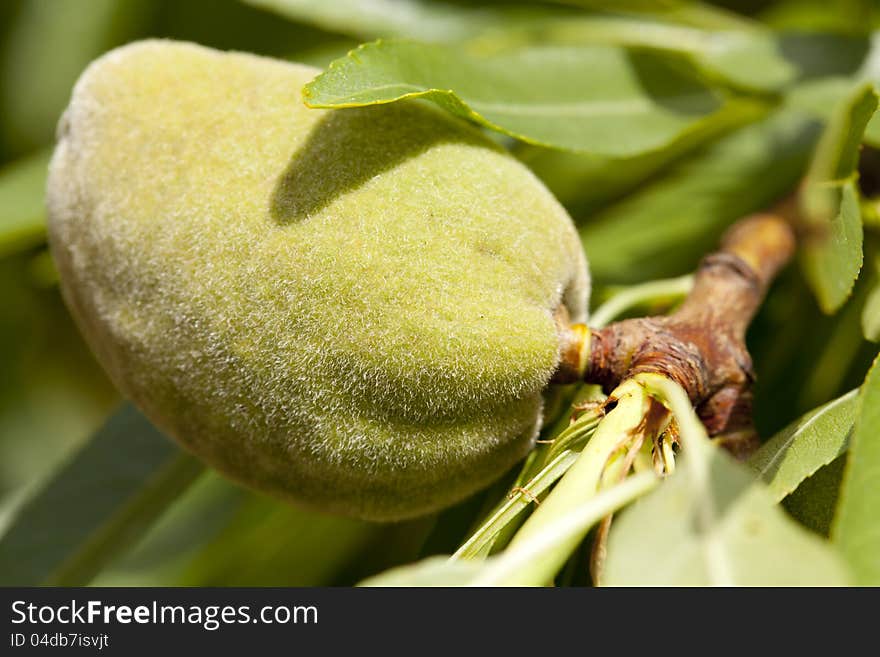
[46,40,590,521]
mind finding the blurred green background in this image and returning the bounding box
[1,0,878,585]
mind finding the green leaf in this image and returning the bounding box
[800,82,878,313]
[178,492,380,586]
[863,283,880,340]
[580,108,819,283]
[786,78,860,120]
[762,2,867,32]
[506,18,791,92]
[562,1,756,30]
[1,0,152,153]
[802,182,866,313]
[471,473,658,586]
[698,30,799,92]
[0,253,119,531]
[520,97,766,218]
[0,404,202,586]
[243,0,526,42]
[862,256,880,341]
[805,82,878,182]
[866,109,880,145]
[304,40,728,157]
[785,30,880,124]
[0,150,50,257]
[474,18,875,94]
[797,275,872,409]
[360,556,486,586]
[606,453,851,585]
[479,14,712,55]
[833,354,880,584]
[704,32,875,93]
[249,0,751,49]
[783,455,847,537]
[749,390,858,502]
[361,473,657,586]
[605,375,850,586]
[89,473,247,586]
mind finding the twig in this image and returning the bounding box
[554,210,796,457]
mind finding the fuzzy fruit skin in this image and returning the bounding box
[46,40,590,521]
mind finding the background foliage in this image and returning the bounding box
[0,0,878,586]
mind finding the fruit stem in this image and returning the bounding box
[554,209,796,457]
[501,379,655,585]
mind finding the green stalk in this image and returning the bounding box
[498,379,655,585]
[590,274,693,328]
[452,405,603,559]
[471,472,658,586]
[632,373,734,585]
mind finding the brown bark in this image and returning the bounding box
[554,212,796,457]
